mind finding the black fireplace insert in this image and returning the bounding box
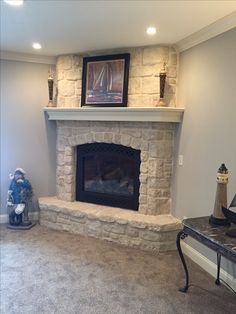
[76,143,140,210]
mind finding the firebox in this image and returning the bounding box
[76,143,140,210]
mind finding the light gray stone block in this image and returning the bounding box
[57,55,72,71]
[142,77,159,94]
[139,230,160,241]
[70,215,86,224]
[120,134,131,146]
[65,69,81,81]
[103,133,113,143]
[141,151,148,162]
[40,211,57,223]
[130,48,142,66]
[167,66,177,78]
[139,183,147,195]
[142,130,164,141]
[126,226,139,237]
[128,77,142,94]
[122,128,141,138]
[99,216,116,223]
[70,221,86,235]
[103,223,126,234]
[94,132,104,142]
[102,230,120,240]
[58,80,75,97]
[143,47,169,65]
[139,194,147,204]
[116,219,128,225]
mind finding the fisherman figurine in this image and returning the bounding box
[7,168,34,229]
[209,164,230,226]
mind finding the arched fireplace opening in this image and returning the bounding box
[76,143,140,210]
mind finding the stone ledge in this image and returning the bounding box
[39,197,181,252]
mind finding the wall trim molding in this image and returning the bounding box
[0,51,56,65]
[0,212,39,224]
[177,12,236,52]
[181,241,236,292]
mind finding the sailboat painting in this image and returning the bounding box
[81,54,130,107]
[222,193,236,238]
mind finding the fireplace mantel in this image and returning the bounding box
[44,107,184,123]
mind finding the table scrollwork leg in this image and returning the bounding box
[215,253,221,285]
[176,230,189,293]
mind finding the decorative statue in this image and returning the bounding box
[209,164,230,226]
[7,168,34,229]
[158,62,167,107]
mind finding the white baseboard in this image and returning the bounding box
[0,212,39,224]
[0,214,8,223]
[181,241,236,292]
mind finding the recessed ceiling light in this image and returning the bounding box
[4,0,24,6]
[146,27,157,36]
[32,42,42,50]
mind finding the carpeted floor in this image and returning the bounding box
[0,224,235,314]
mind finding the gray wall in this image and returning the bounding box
[173,28,236,276]
[0,60,57,214]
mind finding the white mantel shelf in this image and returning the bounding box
[44,107,184,123]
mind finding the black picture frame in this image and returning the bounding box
[81,53,130,107]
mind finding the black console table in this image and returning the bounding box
[176,216,236,292]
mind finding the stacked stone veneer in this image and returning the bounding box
[56,45,178,108]
[56,120,175,215]
[39,197,181,252]
[41,45,181,251]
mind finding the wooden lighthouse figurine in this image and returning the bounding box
[209,164,230,226]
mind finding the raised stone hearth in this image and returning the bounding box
[39,197,181,252]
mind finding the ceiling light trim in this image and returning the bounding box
[177,12,236,52]
[146,26,157,36]
[32,42,42,50]
[0,51,56,65]
[4,0,24,6]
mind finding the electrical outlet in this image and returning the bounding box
[178,155,184,166]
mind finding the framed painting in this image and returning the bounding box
[81,53,130,107]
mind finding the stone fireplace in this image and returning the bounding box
[39,44,184,252]
[56,120,175,216]
[39,108,184,252]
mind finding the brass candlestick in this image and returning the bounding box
[158,62,167,107]
[47,69,55,107]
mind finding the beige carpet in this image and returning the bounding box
[0,224,235,314]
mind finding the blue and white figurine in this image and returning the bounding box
[7,168,35,229]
